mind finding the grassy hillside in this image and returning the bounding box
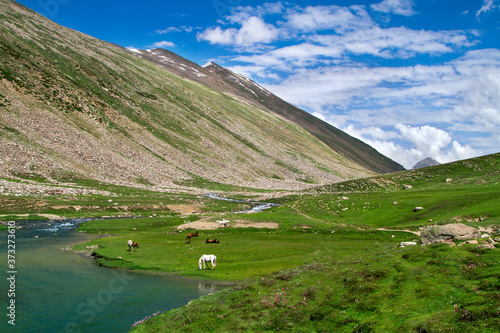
[0,0,383,192]
[137,49,404,174]
[62,153,500,332]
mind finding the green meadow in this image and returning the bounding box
[1,154,499,331]
[131,243,500,332]
[65,153,500,332]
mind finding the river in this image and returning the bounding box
[204,193,278,212]
[0,219,224,333]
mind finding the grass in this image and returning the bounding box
[1,5,498,330]
[129,154,499,331]
[130,243,500,332]
[1,153,499,331]
[76,219,407,282]
[0,176,252,220]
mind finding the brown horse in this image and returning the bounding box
[186,231,199,243]
[206,239,219,243]
[127,240,139,251]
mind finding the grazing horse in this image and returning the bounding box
[206,239,219,243]
[186,231,199,243]
[127,240,139,251]
[198,254,217,270]
[216,219,229,228]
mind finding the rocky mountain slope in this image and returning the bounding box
[136,48,404,175]
[0,0,401,192]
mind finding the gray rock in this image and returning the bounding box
[419,223,482,245]
[476,244,496,250]
[400,241,417,247]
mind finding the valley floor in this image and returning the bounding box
[2,153,499,331]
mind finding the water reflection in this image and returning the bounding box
[198,282,218,297]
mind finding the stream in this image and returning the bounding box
[204,193,278,212]
[0,219,224,333]
[1,195,276,332]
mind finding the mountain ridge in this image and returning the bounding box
[133,48,405,175]
[1,0,400,192]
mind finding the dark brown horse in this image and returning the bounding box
[206,239,219,243]
[186,231,199,243]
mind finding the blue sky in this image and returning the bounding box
[17,0,500,168]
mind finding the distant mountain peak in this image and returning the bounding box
[413,157,440,169]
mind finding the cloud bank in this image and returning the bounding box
[195,0,499,169]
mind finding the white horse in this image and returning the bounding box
[216,219,229,228]
[198,254,217,270]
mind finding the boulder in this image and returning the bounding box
[458,240,478,246]
[476,244,496,251]
[400,241,417,247]
[419,223,482,245]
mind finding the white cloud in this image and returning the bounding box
[449,49,500,133]
[347,125,400,141]
[313,26,475,59]
[235,16,278,45]
[285,5,374,33]
[196,2,499,167]
[264,50,500,128]
[259,49,499,167]
[265,65,418,108]
[197,26,235,45]
[225,65,269,78]
[155,27,181,34]
[149,40,175,48]
[198,2,475,60]
[371,0,416,16]
[396,124,452,156]
[344,125,422,168]
[225,2,285,24]
[476,0,500,18]
[344,124,479,169]
[155,26,193,34]
[234,53,287,69]
[197,16,278,46]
